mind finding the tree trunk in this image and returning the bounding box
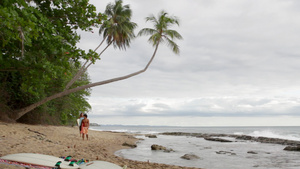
[65,39,108,90]
[12,42,160,121]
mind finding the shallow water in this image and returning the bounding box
[116,135,300,169]
[91,126,300,169]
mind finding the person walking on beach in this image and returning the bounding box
[78,113,84,137]
[81,114,89,140]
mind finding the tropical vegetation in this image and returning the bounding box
[0,0,182,125]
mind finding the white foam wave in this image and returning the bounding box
[233,132,244,135]
[248,130,300,141]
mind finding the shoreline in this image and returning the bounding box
[0,122,200,169]
[92,125,300,169]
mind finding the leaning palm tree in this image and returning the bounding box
[100,0,137,50]
[138,10,183,69]
[65,0,137,90]
[12,10,182,121]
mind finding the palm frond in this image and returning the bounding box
[164,30,183,40]
[145,15,158,25]
[148,34,163,46]
[137,28,157,36]
[138,10,182,54]
[98,0,136,50]
[165,37,180,54]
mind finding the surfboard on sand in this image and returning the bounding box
[0,153,79,169]
[79,161,123,169]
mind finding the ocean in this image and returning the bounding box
[90,125,300,169]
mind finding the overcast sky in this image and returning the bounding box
[77,0,300,126]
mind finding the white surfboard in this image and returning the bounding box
[1,153,79,169]
[77,119,80,126]
[79,161,123,169]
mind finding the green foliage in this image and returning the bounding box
[0,0,104,124]
[138,10,183,54]
[1,1,183,124]
[99,0,137,50]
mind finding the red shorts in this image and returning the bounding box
[81,127,88,134]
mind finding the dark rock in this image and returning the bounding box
[122,142,137,148]
[151,144,174,152]
[247,151,258,154]
[151,144,165,150]
[163,149,174,153]
[181,154,200,160]
[89,123,100,126]
[216,151,227,154]
[283,146,300,151]
[145,134,157,138]
[204,137,233,142]
[216,151,236,155]
[236,135,253,140]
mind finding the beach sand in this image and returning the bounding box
[0,122,200,169]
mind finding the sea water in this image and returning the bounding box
[90,126,300,169]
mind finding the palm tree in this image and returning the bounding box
[65,0,137,90]
[12,10,182,121]
[137,10,183,69]
[100,0,137,50]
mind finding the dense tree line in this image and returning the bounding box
[0,0,102,124]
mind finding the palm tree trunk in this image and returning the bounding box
[81,42,112,76]
[65,60,89,90]
[94,38,106,53]
[65,39,108,90]
[12,42,160,121]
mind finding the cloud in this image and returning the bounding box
[88,96,300,119]
[77,0,300,126]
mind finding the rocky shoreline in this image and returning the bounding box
[121,131,300,168]
[161,132,300,145]
[160,132,300,151]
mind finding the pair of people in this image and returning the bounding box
[78,113,89,140]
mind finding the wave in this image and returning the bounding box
[92,125,300,141]
[235,130,300,141]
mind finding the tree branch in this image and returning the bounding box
[64,39,111,90]
[13,42,160,121]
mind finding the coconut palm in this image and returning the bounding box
[65,0,137,90]
[137,10,183,69]
[12,10,182,121]
[100,0,137,50]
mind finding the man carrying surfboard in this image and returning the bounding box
[77,113,84,137]
[81,114,89,140]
